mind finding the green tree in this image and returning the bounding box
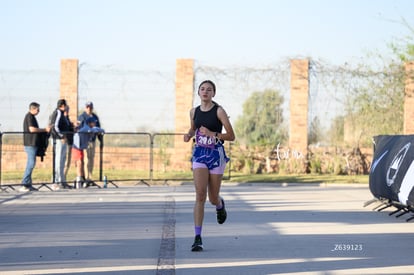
[346,63,404,147]
[235,89,287,148]
[339,21,413,147]
[388,18,414,62]
[308,116,324,145]
[326,115,344,145]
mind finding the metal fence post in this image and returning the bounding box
[150,133,154,182]
[99,134,104,182]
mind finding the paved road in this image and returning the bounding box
[0,183,413,275]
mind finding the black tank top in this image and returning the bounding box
[193,104,223,133]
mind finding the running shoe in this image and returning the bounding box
[19,185,30,192]
[28,185,38,191]
[216,198,227,224]
[61,183,72,189]
[20,185,38,192]
[191,235,203,252]
[51,184,60,191]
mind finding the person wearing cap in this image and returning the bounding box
[72,117,104,188]
[50,99,72,190]
[77,101,102,182]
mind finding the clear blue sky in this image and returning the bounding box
[1,0,413,70]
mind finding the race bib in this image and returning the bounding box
[195,129,216,148]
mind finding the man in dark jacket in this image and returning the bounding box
[50,99,72,189]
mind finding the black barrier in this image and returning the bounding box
[0,131,233,191]
[0,131,54,191]
[100,132,152,187]
[368,135,414,221]
[152,133,192,181]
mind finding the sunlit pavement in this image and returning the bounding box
[0,183,413,275]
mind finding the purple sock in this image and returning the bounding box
[195,226,202,236]
[216,199,223,210]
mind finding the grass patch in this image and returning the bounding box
[228,173,368,184]
[1,168,369,185]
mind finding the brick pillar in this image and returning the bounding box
[174,59,194,169]
[404,61,414,134]
[60,59,79,118]
[289,59,309,155]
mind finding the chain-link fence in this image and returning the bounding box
[2,59,404,176]
[1,60,354,136]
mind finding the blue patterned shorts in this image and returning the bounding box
[192,144,229,171]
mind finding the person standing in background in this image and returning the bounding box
[77,101,101,182]
[20,102,51,192]
[72,117,104,188]
[50,99,72,190]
